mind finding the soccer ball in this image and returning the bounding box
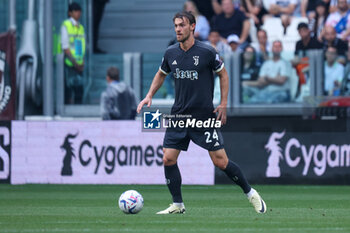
[118,190,144,214]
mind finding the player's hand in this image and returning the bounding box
[214,104,227,125]
[137,96,152,114]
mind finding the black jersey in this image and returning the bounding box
[159,40,224,117]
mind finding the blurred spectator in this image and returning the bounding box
[325,0,350,40]
[242,40,291,103]
[184,1,210,40]
[322,25,348,64]
[212,0,223,15]
[310,1,328,40]
[191,0,218,20]
[206,29,232,55]
[264,0,301,34]
[324,46,344,95]
[93,0,109,53]
[329,0,350,13]
[100,67,137,120]
[240,0,267,27]
[241,45,260,81]
[295,22,323,57]
[301,0,329,18]
[211,0,250,45]
[61,2,86,104]
[227,34,243,51]
[251,29,270,65]
[266,0,301,16]
[301,0,318,18]
[293,22,322,85]
[342,50,350,94]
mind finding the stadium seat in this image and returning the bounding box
[262,17,308,52]
[261,17,284,42]
[284,17,309,51]
[281,40,298,52]
[283,17,308,51]
[85,54,124,104]
[99,0,184,53]
[286,17,308,38]
[261,0,271,12]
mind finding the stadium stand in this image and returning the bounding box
[87,54,123,104]
[98,0,185,53]
[261,16,308,52]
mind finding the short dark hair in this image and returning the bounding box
[316,0,327,7]
[244,45,256,53]
[297,22,309,30]
[68,2,82,12]
[210,28,219,34]
[327,46,337,53]
[173,11,196,26]
[107,67,120,81]
[257,29,267,36]
[273,40,283,47]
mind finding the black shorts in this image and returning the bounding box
[163,127,225,151]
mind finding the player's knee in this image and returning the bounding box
[162,156,176,166]
[162,148,178,166]
[212,158,227,170]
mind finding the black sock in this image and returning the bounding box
[164,163,183,203]
[222,160,251,194]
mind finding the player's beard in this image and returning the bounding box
[177,32,190,43]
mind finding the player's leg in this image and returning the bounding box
[209,149,267,213]
[189,128,267,213]
[157,128,189,214]
[209,149,251,193]
[163,148,183,204]
[156,148,186,214]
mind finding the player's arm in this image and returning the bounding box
[137,70,167,113]
[214,67,228,125]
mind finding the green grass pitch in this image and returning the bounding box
[0,184,349,233]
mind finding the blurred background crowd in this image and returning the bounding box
[186,0,350,103]
[1,0,350,119]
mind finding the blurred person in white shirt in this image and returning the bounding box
[324,46,344,95]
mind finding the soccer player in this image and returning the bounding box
[137,11,266,214]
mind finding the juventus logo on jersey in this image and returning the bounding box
[193,56,199,66]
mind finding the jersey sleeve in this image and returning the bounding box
[159,51,171,75]
[210,49,224,73]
